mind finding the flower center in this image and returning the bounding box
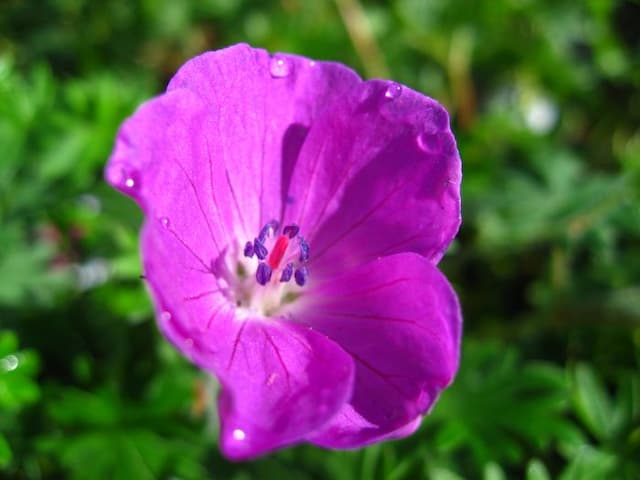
[243,220,309,287]
[215,219,310,318]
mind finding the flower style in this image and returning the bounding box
[105,44,462,460]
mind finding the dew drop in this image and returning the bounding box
[416,132,441,153]
[430,107,449,131]
[384,83,402,99]
[525,96,557,134]
[267,372,277,386]
[122,168,140,190]
[269,55,291,78]
[107,164,141,192]
[184,338,194,348]
[160,217,170,229]
[308,60,316,67]
[160,311,172,322]
[1,354,19,372]
[232,428,246,441]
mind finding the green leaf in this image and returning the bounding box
[0,331,18,357]
[560,445,617,480]
[0,331,40,412]
[526,459,551,480]
[428,341,577,467]
[47,388,120,428]
[0,225,72,307]
[0,434,12,469]
[483,462,507,480]
[428,466,466,480]
[570,364,613,440]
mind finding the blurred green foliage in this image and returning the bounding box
[1,0,639,478]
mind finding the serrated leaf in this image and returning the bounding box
[428,341,575,467]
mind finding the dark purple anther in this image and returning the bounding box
[283,224,299,238]
[280,263,294,282]
[258,219,280,242]
[243,241,254,258]
[253,238,268,260]
[256,262,273,285]
[294,266,308,286]
[298,237,310,263]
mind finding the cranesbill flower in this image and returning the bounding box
[105,44,462,460]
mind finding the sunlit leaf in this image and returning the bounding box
[526,459,551,480]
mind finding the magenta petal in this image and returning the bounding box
[166,43,362,224]
[215,320,354,460]
[384,415,423,440]
[106,88,239,253]
[108,44,361,237]
[298,253,461,448]
[142,221,355,460]
[284,81,462,277]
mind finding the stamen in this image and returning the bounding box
[280,263,293,282]
[298,237,310,263]
[258,219,280,242]
[294,266,308,286]
[256,262,272,285]
[253,238,268,260]
[243,241,254,258]
[283,224,299,238]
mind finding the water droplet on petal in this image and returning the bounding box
[430,107,449,131]
[308,60,316,67]
[184,338,194,348]
[384,83,402,99]
[160,311,172,322]
[160,217,170,229]
[107,164,141,192]
[416,132,441,153]
[122,168,140,190]
[232,428,246,441]
[267,372,277,386]
[269,55,291,78]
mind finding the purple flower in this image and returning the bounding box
[105,44,462,460]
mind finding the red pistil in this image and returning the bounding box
[268,235,289,270]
